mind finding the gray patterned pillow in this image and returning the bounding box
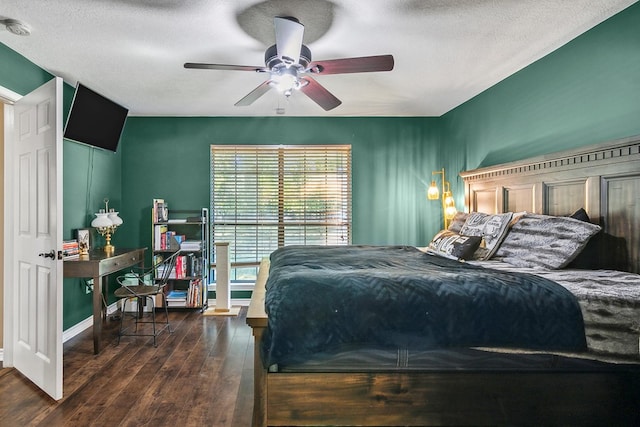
[427,230,482,260]
[459,212,513,260]
[447,212,469,233]
[493,214,601,269]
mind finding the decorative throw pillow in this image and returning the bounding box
[569,207,590,222]
[566,208,622,270]
[459,212,513,260]
[493,213,601,269]
[426,230,482,261]
[447,212,469,233]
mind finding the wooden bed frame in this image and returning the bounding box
[246,135,640,426]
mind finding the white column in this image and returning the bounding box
[214,242,231,312]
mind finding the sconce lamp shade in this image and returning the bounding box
[443,191,454,206]
[427,181,440,200]
[443,191,457,219]
[428,168,457,229]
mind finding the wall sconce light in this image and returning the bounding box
[91,198,123,253]
[428,168,458,229]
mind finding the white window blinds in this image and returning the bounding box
[210,145,352,278]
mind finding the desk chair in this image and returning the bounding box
[115,250,180,347]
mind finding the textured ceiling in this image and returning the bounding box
[0,0,636,117]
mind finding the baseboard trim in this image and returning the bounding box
[62,301,119,343]
[1,299,248,361]
[1,303,119,363]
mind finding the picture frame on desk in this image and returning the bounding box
[77,228,90,255]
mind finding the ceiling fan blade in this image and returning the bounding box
[184,63,268,72]
[235,80,273,106]
[307,54,394,75]
[274,17,304,65]
[299,76,342,111]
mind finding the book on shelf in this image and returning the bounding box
[154,225,183,251]
[166,289,188,307]
[63,239,80,258]
[186,278,202,307]
[166,289,188,300]
[153,198,168,223]
[185,252,197,277]
[176,255,189,279]
[153,253,164,268]
[180,240,202,251]
[154,224,168,250]
[157,264,178,279]
[164,231,175,250]
[186,216,205,223]
[167,299,187,308]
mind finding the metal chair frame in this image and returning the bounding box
[115,250,180,347]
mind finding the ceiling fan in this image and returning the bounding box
[184,16,394,111]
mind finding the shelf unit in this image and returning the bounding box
[152,199,209,311]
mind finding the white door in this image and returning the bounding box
[9,78,63,400]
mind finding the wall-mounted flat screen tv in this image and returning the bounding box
[63,82,128,152]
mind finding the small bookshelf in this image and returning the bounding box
[152,199,209,311]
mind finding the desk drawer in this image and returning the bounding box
[98,251,144,275]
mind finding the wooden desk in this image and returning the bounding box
[64,247,146,354]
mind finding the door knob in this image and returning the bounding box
[39,250,56,259]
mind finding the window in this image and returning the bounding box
[210,145,352,281]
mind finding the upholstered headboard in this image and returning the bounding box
[460,136,640,273]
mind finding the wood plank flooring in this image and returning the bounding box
[0,306,254,427]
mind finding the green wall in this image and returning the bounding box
[62,143,122,327]
[1,1,639,331]
[118,117,442,258]
[441,2,640,201]
[0,43,54,96]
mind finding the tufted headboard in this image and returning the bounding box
[460,135,640,273]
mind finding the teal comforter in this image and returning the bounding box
[262,245,587,367]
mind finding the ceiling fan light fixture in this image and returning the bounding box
[184,16,393,111]
[271,68,299,93]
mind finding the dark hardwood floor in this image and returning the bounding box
[4,306,640,426]
[0,306,254,427]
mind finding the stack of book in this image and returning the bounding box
[186,279,203,308]
[154,225,185,250]
[180,240,202,251]
[62,239,80,259]
[185,253,203,277]
[166,289,188,307]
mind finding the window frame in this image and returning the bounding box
[210,144,352,282]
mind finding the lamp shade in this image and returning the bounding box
[445,205,458,219]
[443,191,455,206]
[91,212,112,228]
[108,210,123,226]
[427,181,440,200]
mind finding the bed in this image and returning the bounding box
[246,136,640,426]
